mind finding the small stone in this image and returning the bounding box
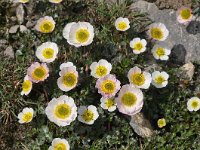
[16,4,24,24]
[186,21,200,35]
[19,25,28,32]
[130,113,154,138]
[169,44,186,65]
[9,25,20,34]
[4,46,14,59]
[179,62,195,80]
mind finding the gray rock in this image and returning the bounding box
[130,0,200,64]
[179,62,195,80]
[4,46,14,59]
[186,21,200,35]
[16,4,24,24]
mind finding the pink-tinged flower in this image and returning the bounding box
[57,66,78,92]
[115,84,143,116]
[177,7,193,25]
[27,62,49,83]
[95,74,121,98]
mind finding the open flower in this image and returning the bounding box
[57,65,78,92]
[130,38,147,54]
[35,16,55,33]
[115,17,130,31]
[49,0,63,3]
[100,97,117,112]
[177,7,193,25]
[152,71,169,88]
[27,62,49,83]
[21,75,32,96]
[115,84,143,116]
[14,0,29,3]
[78,105,99,125]
[157,118,166,128]
[152,44,171,60]
[128,66,152,89]
[48,138,70,150]
[45,95,77,127]
[90,59,112,78]
[187,97,200,112]
[63,22,94,47]
[147,23,169,41]
[95,74,121,98]
[36,42,58,63]
[18,107,34,124]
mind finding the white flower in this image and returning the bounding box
[36,42,58,63]
[45,95,77,127]
[21,75,32,96]
[147,23,169,41]
[35,16,55,33]
[18,107,34,124]
[152,71,169,88]
[130,38,147,54]
[128,66,152,89]
[177,7,193,25]
[57,65,78,92]
[115,84,143,116]
[49,0,63,3]
[90,59,112,78]
[187,97,200,112]
[63,22,94,47]
[13,0,29,3]
[152,44,171,60]
[115,17,130,31]
[78,105,99,125]
[100,97,116,112]
[48,138,70,150]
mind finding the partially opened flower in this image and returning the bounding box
[18,107,34,124]
[35,16,55,33]
[157,118,166,128]
[95,74,121,98]
[115,84,143,116]
[152,44,171,60]
[78,105,99,125]
[152,71,169,88]
[130,38,147,54]
[128,66,152,89]
[49,0,63,3]
[115,17,130,31]
[45,95,77,127]
[27,62,49,83]
[36,42,58,63]
[21,75,32,96]
[187,97,200,112]
[63,22,94,47]
[48,138,70,150]
[100,97,116,112]
[90,59,112,78]
[57,65,78,92]
[147,23,169,41]
[59,62,76,71]
[177,7,193,25]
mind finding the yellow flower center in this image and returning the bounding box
[157,118,166,128]
[63,73,77,87]
[82,110,94,122]
[133,42,143,51]
[180,9,191,20]
[100,80,116,94]
[155,75,165,84]
[105,98,115,108]
[54,143,67,150]
[54,104,71,119]
[19,0,29,3]
[191,100,199,109]
[131,73,145,86]
[39,20,54,33]
[117,22,127,30]
[150,27,163,40]
[76,29,90,43]
[32,66,47,81]
[22,80,31,92]
[156,47,165,57]
[42,48,54,59]
[52,0,62,3]
[96,66,108,77]
[22,112,33,123]
[121,92,137,107]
